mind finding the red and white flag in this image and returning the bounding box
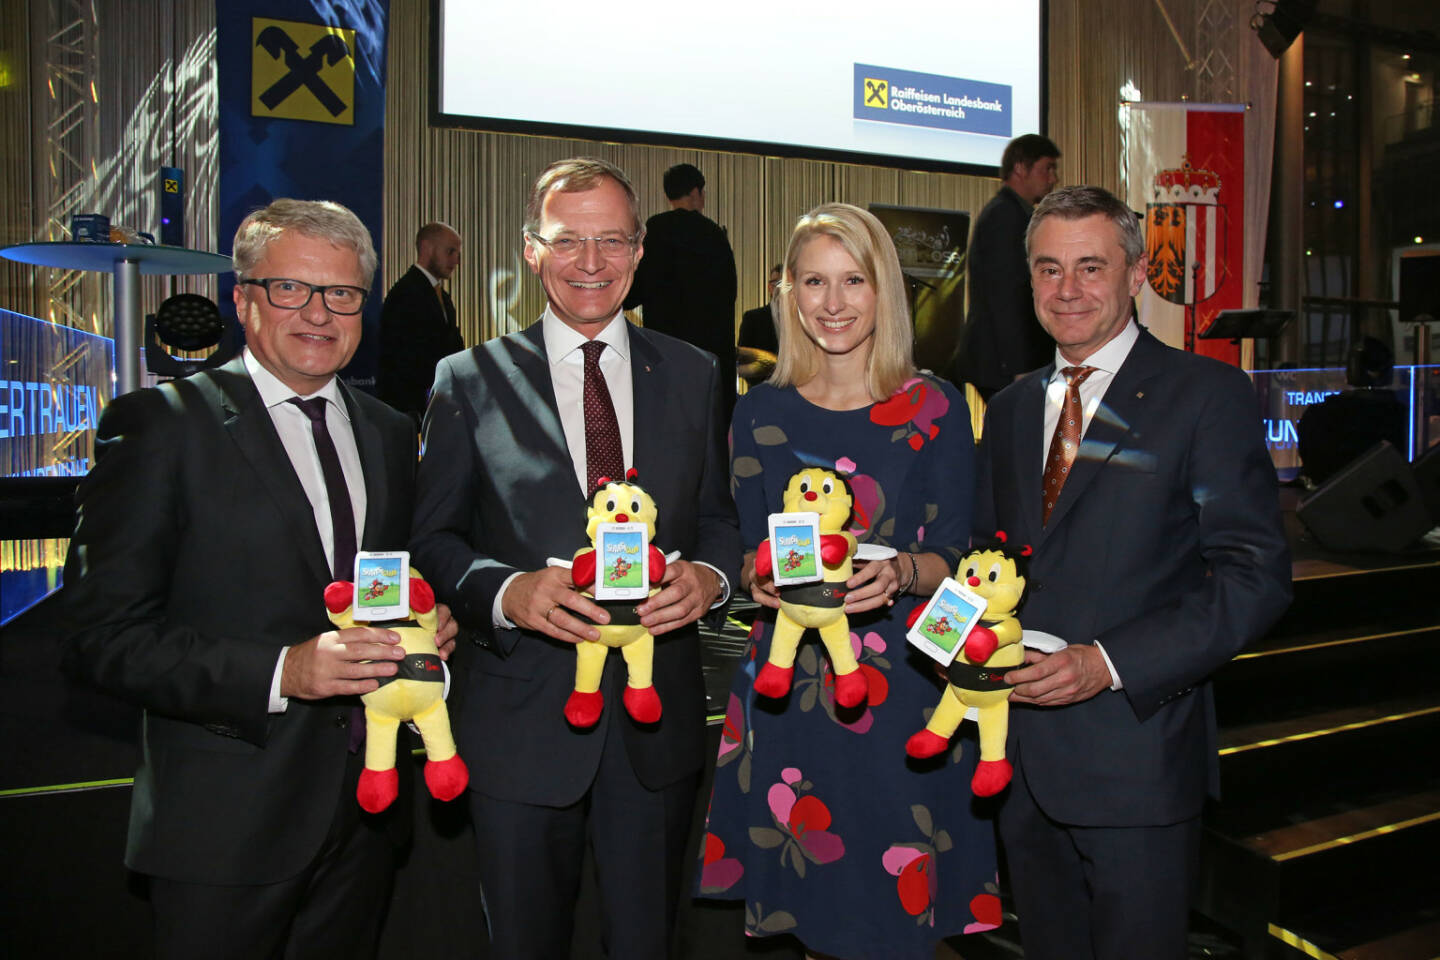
[1124,103,1245,365]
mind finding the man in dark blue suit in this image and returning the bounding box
[976,185,1292,959]
[410,157,740,958]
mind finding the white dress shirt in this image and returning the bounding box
[490,309,728,628]
[1039,319,1140,690]
[244,349,367,711]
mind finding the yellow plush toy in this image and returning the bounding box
[905,532,1029,796]
[324,570,469,813]
[753,468,868,709]
[566,471,668,728]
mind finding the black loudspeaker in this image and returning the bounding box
[1297,441,1433,552]
[1254,0,1316,58]
[160,166,184,247]
[1414,442,1440,527]
[1399,252,1440,323]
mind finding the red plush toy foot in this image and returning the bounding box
[753,663,794,698]
[905,729,950,759]
[623,685,662,724]
[971,758,1013,797]
[564,690,604,728]
[357,767,399,814]
[424,753,469,802]
[832,668,868,709]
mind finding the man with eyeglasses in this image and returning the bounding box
[411,157,741,958]
[63,198,456,959]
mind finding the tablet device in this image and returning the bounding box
[593,522,650,600]
[906,577,989,665]
[768,511,823,586]
[353,551,410,622]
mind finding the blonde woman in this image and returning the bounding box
[698,204,1000,959]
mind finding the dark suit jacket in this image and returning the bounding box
[737,302,779,355]
[378,265,465,423]
[409,321,741,807]
[975,327,1291,826]
[61,359,418,884]
[955,186,1053,392]
[623,209,738,381]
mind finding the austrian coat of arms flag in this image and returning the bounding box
[1124,103,1246,365]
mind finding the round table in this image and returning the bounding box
[0,242,233,396]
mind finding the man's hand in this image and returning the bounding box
[502,566,606,645]
[638,560,719,636]
[1005,645,1111,706]
[434,603,459,661]
[740,549,781,610]
[281,627,403,700]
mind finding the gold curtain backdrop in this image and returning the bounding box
[0,0,1269,356]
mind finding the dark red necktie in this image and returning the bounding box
[1041,365,1096,526]
[580,340,624,492]
[287,397,358,580]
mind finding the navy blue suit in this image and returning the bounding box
[975,326,1291,958]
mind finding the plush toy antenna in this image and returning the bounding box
[625,467,638,481]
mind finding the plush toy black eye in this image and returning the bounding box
[630,497,642,513]
[964,563,978,579]
[988,561,1004,582]
[799,477,811,493]
[822,477,834,494]
[605,497,617,512]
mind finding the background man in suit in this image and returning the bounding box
[737,262,782,386]
[378,221,465,425]
[63,199,456,959]
[623,162,739,417]
[954,134,1061,399]
[411,157,740,958]
[975,185,1292,959]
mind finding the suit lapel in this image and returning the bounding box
[513,322,589,503]
[342,383,387,551]
[1013,367,1050,543]
[1042,331,1162,534]
[628,325,664,486]
[208,360,333,583]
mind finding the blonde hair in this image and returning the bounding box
[770,203,914,401]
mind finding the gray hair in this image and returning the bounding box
[233,198,378,287]
[523,157,644,239]
[1026,185,1145,266]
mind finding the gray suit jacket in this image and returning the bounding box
[409,320,741,806]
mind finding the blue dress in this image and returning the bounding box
[697,377,1002,959]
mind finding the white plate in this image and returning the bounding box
[854,543,898,561]
[1021,629,1067,653]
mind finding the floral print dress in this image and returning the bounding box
[697,377,1002,959]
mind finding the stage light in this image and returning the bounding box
[1333,200,1344,209]
[1417,237,1425,244]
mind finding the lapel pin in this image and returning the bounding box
[1136,391,1144,399]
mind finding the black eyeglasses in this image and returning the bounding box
[240,278,368,315]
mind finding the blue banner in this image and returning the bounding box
[216,0,388,392]
[1,308,114,623]
[853,64,1012,138]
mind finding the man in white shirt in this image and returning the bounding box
[411,157,741,958]
[975,185,1291,959]
[63,198,456,959]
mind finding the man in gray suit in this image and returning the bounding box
[410,157,740,958]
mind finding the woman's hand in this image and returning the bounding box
[844,555,904,614]
[741,549,782,609]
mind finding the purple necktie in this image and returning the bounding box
[580,340,624,491]
[287,397,357,580]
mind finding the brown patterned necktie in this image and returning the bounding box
[1041,365,1096,526]
[286,397,357,579]
[580,340,624,492]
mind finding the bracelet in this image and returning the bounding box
[897,552,919,595]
